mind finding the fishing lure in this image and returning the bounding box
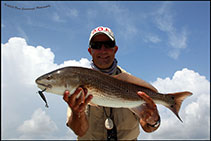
[38,88,49,108]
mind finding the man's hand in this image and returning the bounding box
[63,87,93,117]
[63,87,93,137]
[137,91,160,132]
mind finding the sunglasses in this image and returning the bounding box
[89,41,116,49]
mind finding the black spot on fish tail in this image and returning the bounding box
[38,88,49,108]
[165,91,192,122]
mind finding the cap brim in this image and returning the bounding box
[89,32,115,42]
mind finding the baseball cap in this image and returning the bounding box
[89,26,115,43]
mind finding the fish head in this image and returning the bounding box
[35,68,80,95]
[35,73,54,91]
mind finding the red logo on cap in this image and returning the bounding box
[98,27,103,31]
[92,27,110,35]
[105,28,109,32]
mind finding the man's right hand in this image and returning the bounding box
[63,87,93,136]
[63,87,93,117]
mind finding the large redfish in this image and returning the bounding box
[35,66,192,122]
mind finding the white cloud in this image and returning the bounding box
[66,8,79,17]
[144,33,162,44]
[60,130,77,140]
[50,3,79,23]
[155,2,174,32]
[2,37,56,86]
[18,108,58,139]
[2,37,209,140]
[99,2,138,40]
[2,23,5,28]
[138,68,210,139]
[52,12,65,23]
[98,2,188,59]
[154,2,188,59]
[86,9,97,19]
[2,37,90,139]
[60,58,91,69]
[17,26,29,42]
[2,37,90,87]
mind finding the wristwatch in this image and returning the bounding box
[147,117,160,128]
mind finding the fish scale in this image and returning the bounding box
[75,68,145,101]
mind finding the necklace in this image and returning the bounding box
[103,107,114,130]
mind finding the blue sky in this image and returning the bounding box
[2,1,210,81]
[2,1,210,140]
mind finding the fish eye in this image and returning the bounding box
[46,75,52,80]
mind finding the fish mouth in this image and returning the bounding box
[36,82,52,90]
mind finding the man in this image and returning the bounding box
[63,26,160,140]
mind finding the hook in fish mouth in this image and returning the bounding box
[40,88,47,93]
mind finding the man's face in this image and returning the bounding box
[88,34,118,69]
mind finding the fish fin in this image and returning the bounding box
[165,91,192,122]
[88,101,99,107]
[113,72,158,93]
[130,106,142,119]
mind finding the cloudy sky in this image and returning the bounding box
[1,1,210,140]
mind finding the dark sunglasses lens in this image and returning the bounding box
[90,41,115,49]
[105,41,115,48]
[90,42,101,49]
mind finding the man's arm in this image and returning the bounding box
[63,87,93,137]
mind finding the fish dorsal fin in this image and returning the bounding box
[113,72,158,93]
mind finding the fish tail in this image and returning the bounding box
[165,91,192,122]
